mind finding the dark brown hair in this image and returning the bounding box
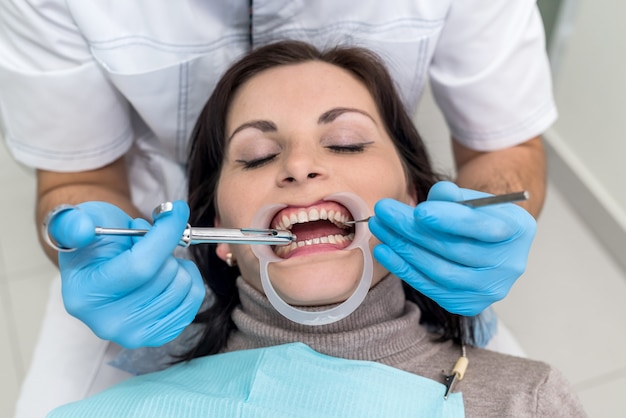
[184,41,473,360]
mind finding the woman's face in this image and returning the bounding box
[215,61,416,306]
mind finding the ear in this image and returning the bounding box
[215,242,232,262]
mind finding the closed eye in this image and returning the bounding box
[236,154,278,169]
[326,142,373,153]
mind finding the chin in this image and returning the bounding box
[267,248,364,306]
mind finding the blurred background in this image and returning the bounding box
[1,1,625,416]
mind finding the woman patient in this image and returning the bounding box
[49,41,585,417]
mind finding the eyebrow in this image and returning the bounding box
[228,120,277,141]
[318,107,377,125]
[228,107,377,141]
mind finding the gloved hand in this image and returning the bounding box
[369,181,536,316]
[47,200,206,348]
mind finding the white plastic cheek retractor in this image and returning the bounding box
[250,192,373,325]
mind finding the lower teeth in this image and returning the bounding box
[275,233,355,257]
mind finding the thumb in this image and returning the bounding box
[427,181,492,203]
[426,181,463,202]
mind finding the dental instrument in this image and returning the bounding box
[43,202,295,251]
[94,226,295,247]
[91,201,295,247]
[82,191,530,249]
[343,190,529,225]
[454,190,529,208]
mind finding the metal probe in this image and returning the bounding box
[343,190,529,225]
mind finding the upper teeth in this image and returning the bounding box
[275,208,351,230]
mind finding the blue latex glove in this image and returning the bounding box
[369,181,536,316]
[48,200,206,348]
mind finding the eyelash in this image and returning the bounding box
[238,154,278,170]
[237,143,370,170]
[326,143,368,153]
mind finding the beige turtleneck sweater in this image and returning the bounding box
[226,275,587,417]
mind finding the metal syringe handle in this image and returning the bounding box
[181,226,294,247]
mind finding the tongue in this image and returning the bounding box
[290,220,348,241]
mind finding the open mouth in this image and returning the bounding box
[270,201,356,258]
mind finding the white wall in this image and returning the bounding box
[545,0,626,272]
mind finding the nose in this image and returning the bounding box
[277,147,326,186]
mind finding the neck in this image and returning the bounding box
[225,275,431,364]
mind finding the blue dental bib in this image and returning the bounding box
[49,343,465,417]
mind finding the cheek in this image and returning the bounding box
[351,156,413,203]
[216,174,271,229]
[215,179,242,228]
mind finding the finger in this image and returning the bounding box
[372,213,516,290]
[130,217,152,246]
[372,237,475,291]
[373,244,488,316]
[373,198,493,248]
[84,257,191,344]
[369,212,435,255]
[107,200,189,279]
[126,260,205,347]
[373,243,428,285]
[373,198,415,228]
[79,201,135,227]
[427,181,490,202]
[373,195,513,245]
[415,202,520,242]
[426,181,464,201]
[404,244,516,302]
[371,201,515,267]
[48,207,96,249]
[128,258,204,321]
[62,251,178,320]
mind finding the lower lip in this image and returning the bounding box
[278,242,350,259]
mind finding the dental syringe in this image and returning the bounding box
[94,226,295,247]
